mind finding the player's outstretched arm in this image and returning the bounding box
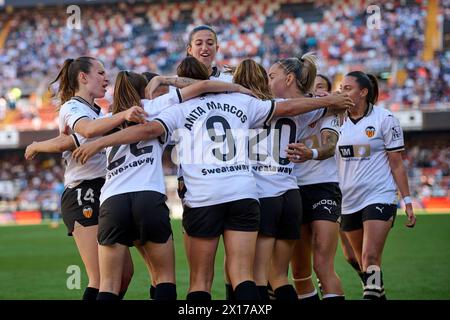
[24,134,76,160]
[179,80,254,101]
[388,151,416,228]
[72,121,165,164]
[145,76,199,99]
[286,129,339,163]
[74,106,148,139]
[274,93,353,117]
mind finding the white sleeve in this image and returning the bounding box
[153,105,184,143]
[142,89,182,118]
[382,114,405,152]
[71,133,81,147]
[296,108,326,128]
[247,97,276,128]
[60,101,91,130]
[320,115,340,136]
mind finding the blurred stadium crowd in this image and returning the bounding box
[0,0,449,129]
[0,0,449,218]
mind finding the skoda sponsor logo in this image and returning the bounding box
[312,199,337,211]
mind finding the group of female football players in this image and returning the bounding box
[26,25,415,301]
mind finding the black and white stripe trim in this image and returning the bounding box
[71,116,89,130]
[264,100,276,127]
[71,133,81,148]
[320,127,339,136]
[363,285,385,298]
[386,145,404,152]
[72,96,102,115]
[176,88,183,103]
[153,118,169,144]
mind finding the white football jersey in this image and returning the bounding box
[250,104,324,198]
[211,67,234,82]
[296,115,340,186]
[155,92,275,208]
[59,97,106,188]
[99,91,181,204]
[336,106,405,214]
[176,68,234,179]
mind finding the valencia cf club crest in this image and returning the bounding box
[365,126,376,138]
[82,206,93,218]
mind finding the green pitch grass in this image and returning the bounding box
[1,214,449,300]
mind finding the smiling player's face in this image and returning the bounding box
[187,30,218,70]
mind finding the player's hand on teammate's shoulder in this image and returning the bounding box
[123,105,148,124]
[286,142,312,163]
[72,141,102,165]
[405,204,416,228]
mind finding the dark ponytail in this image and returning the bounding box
[142,72,160,82]
[366,73,379,104]
[177,56,210,80]
[49,56,96,109]
[346,71,378,105]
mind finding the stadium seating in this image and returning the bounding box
[0,0,448,130]
[0,0,448,221]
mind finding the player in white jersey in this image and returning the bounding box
[142,56,235,299]
[336,71,416,299]
[24,57,146,300]
[312,75,364,285]
[144,26,235,299]
[72,74,353,300]
[267,56,348,300]
[231,57,320,301]
[93,71,177,300]
[286,74,345,300]
[144,25,233,100]
[27,62,247,299]
[96,62,251,300]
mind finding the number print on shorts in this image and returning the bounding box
[76,188,95,206]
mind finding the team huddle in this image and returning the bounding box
[25,25,416,301]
